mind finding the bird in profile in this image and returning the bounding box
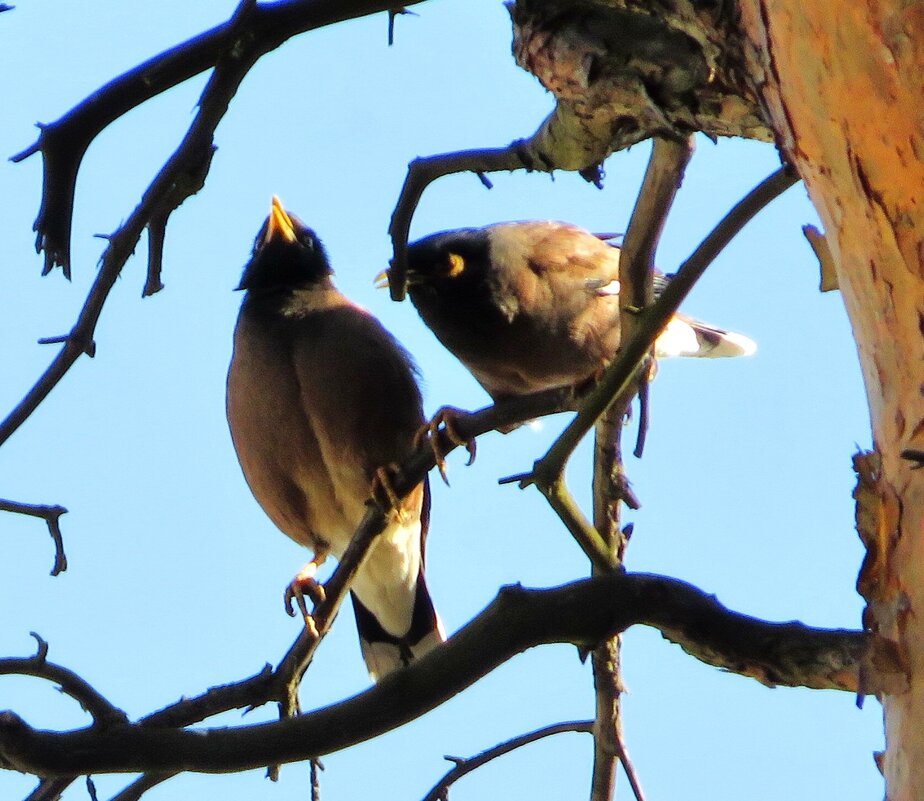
[227,197,444,681]
[384,220,755,403]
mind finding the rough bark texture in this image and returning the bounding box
[736,2,924,799]
[510,0,772,169]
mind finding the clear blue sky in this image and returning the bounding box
[0,2,879,799]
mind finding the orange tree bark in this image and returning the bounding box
[738,2,924,798]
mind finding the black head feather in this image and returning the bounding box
[237,198,332,292]
[406,228,489,283]
[404,227,515,359]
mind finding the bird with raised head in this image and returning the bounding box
[387,220,755,403]
[227,197,443,681]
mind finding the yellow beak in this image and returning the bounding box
[374,267,426,289]
[373,269,391,289]
[265,195,297,244]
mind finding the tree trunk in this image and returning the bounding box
[738,3,924,798]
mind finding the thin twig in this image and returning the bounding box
[613,726,646,801]
[310,758,324,801]
[421,721,594,801]
[387,6,418,45]
[0,499,68,575]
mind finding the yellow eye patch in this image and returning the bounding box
[446,253,465,278]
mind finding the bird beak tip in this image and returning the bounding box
[373,269,391,290]
[266,195,297,244]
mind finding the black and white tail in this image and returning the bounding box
[351,570,445,681]
[655,313,757,359]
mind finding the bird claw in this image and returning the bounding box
[372,464,411,523]
[415,407,477,485]
[284,558,327,635]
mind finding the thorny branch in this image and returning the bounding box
[0,571,897,778]
[421,720,594,801]
[0,500,67,575]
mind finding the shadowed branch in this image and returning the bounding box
[0,571,892,778]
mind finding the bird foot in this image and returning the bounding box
[372,464,411,523]
[415,406,476,485]
[284,558,328,631]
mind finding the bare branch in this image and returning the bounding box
[0,635,127,728]
[586,135,692,801]
[0,1,432,472]
[388,148,530,300]
[18,388,576,799]
[421,720,593,801]
[0,500,68,575]
[0,572,892,778]
[11,0,428,275]
[0,2,256,451]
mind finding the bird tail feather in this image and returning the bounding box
[351,570,445,681]
[655,314,756,359]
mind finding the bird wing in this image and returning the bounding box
[288,294,438,645]
[487,221,621,318]
[227,306,334,550]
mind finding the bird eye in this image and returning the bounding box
[446,253,465,278]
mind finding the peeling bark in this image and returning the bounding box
[737,3,924,799]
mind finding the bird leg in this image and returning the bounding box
[371,464,412,524]
[414,406,477,485]
[284,552,328,635]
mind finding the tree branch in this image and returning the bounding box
[0,500,68,575]
[0,1,257,452]
[0,635,127,729]
[0,572,895,778]
[421,720,594,801]
[11,0,428,275]
[110,773,175,801]
[16,387,576,799]
[587,136,691,801]
[387,147,532,301]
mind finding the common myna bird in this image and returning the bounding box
[390,220,755,402]
[227,197,444,680]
